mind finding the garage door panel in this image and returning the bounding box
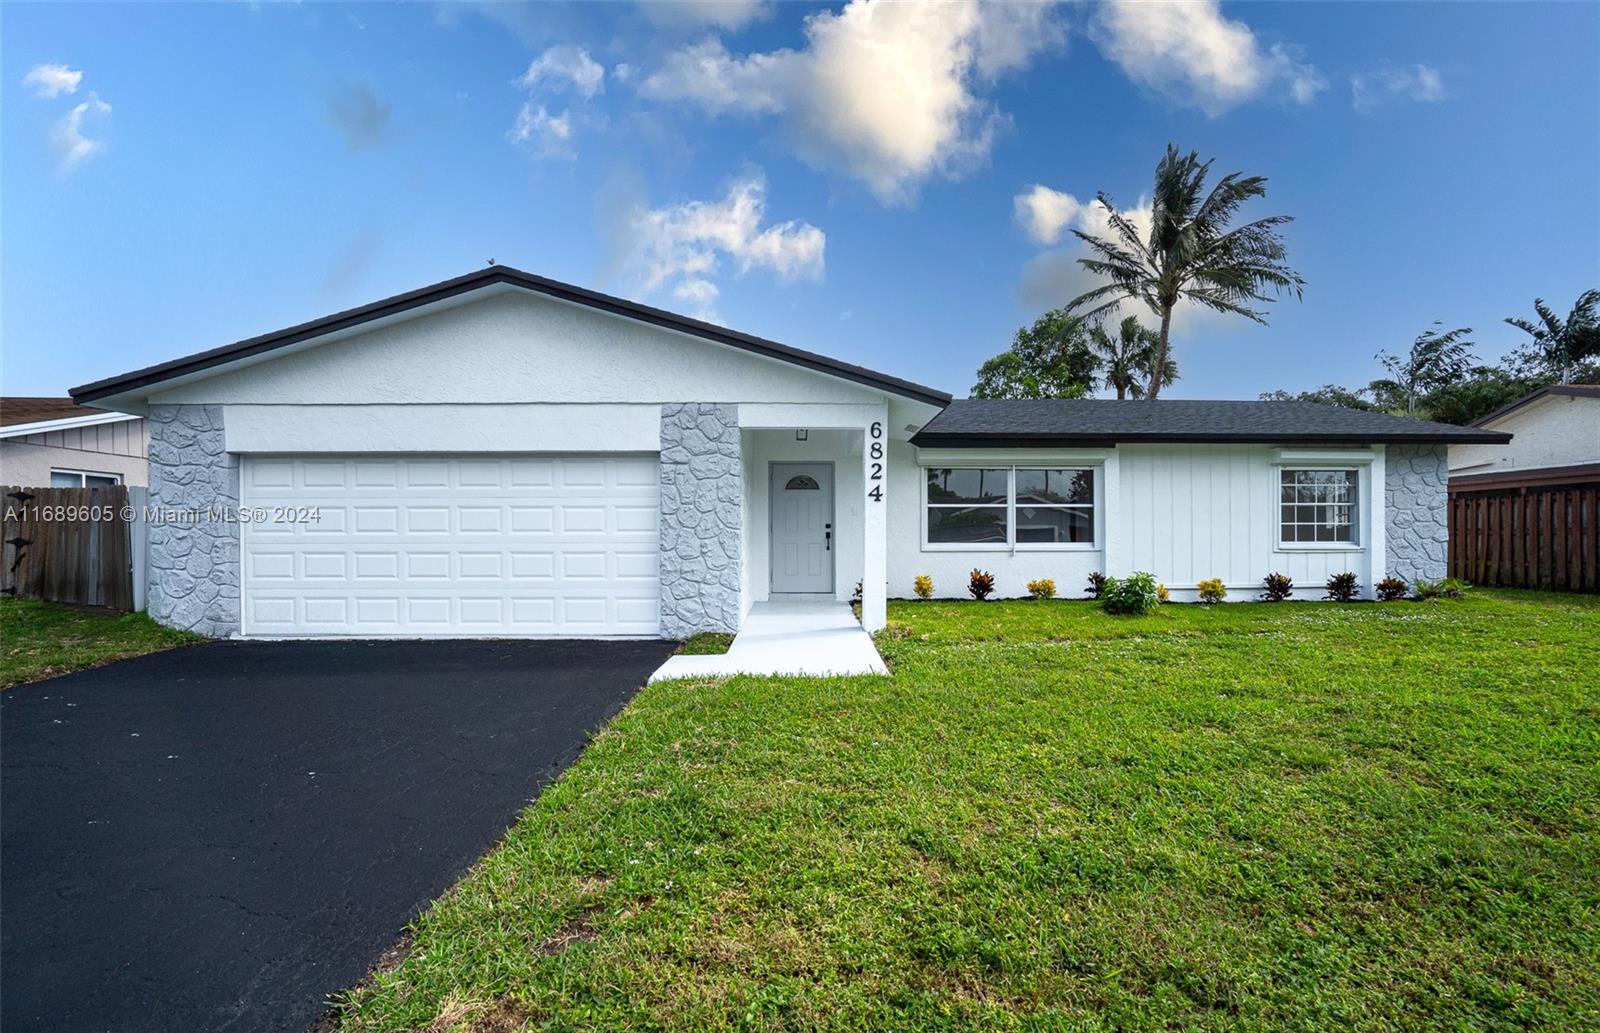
[242,455,660,637]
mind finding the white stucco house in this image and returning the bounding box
[70,266,1510,638]
[1449,384,1599,480]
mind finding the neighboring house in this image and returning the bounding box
[0,398,149,488]
[1449,384,1599,482]
[69,266,1509,637]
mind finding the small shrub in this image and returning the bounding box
[1261,572,1294,602]
[912,574,934,600]
[1324,572,1361,602]
[1414,577,1469,600]
[1085,572,1107,599]
[1197,578,1227,604]
[1375,576,1409,602]
[1155,583,1171,603]
[1026,577,1056,600]
[968,569,995,601]
[1102,571,1161,615]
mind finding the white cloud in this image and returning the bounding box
[1013,184,1085,246]
[507,103,574,158]
[641,0,770,31]
[620,170,824,319]
[1351,64,1445,111]
[639,0,1065,205]
[1090,0,1323,115]
[22,63,83,99]
[517,44,605,98]
[51,91,111,170]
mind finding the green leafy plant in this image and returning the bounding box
[1085,572,1107,599]
[968,569,996,601]
[1196,577,1227,603]
[1324,572,1361,602]
[1414,577,1470,600]
[912,574,934,600]
[1261,572,1294,602]
[1102,572,1161,615]
[1026,578,1056,600]
[1375,576,1409,602]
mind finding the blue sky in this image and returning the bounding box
[3,1,1597,401]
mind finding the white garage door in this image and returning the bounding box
[240,455,660,637]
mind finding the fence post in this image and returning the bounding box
[129,485,148,612]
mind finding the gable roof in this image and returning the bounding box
[912,399,1513,446]
[1472,384,1600,428]
[69,265,952,408]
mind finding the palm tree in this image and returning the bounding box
[1505,289,1600,384]
[1088,315,1178,399]
[1371,322,1475,414]
[1066,145,1304,399]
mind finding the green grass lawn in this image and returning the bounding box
[336,591,1599,1032]
[0,597,202,689]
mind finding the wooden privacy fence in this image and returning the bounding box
[2,485,136,610]
[1448,471,1600,592]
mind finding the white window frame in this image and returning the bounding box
[922,465,1100,552]
[49,468,123,488]
[1275,465,1362,552]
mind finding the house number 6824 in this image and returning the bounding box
[867,421,884,502]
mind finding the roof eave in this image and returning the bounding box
[70,266,953,408]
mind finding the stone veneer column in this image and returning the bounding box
[659,404,742,638]
[146,404,241,636]
[1384,443,1449,584]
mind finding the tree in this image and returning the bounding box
[1257,384,1376,411]
[971,309,1099,399]
[1088,315,1177,399]
[1505,289,1600,384]
[1065,144,1304,400]
[1423,366,1539,425]
[1372,322,1476,414]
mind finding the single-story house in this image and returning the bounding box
[1449,383,1599,487]
[70,266,1510,638]
[0,398,148,488]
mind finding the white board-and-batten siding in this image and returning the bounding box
[1117,444,1376,597]
[888,442,1379,601]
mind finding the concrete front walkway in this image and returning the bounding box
[650,599,889,681]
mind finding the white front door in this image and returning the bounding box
[770,462,834,594]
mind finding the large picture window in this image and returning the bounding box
[925,467,1096,548]
[1279,468,1358,544]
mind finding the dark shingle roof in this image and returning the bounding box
[912,399,1513,446]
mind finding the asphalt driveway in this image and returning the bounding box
[0,638,676,1033]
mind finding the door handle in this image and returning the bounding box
[824,523,832,551]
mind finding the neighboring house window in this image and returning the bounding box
[1279,469,1358,545]
[50,469,121,488]
[925,467,1096,548]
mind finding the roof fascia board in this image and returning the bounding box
[0,410,143,440]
